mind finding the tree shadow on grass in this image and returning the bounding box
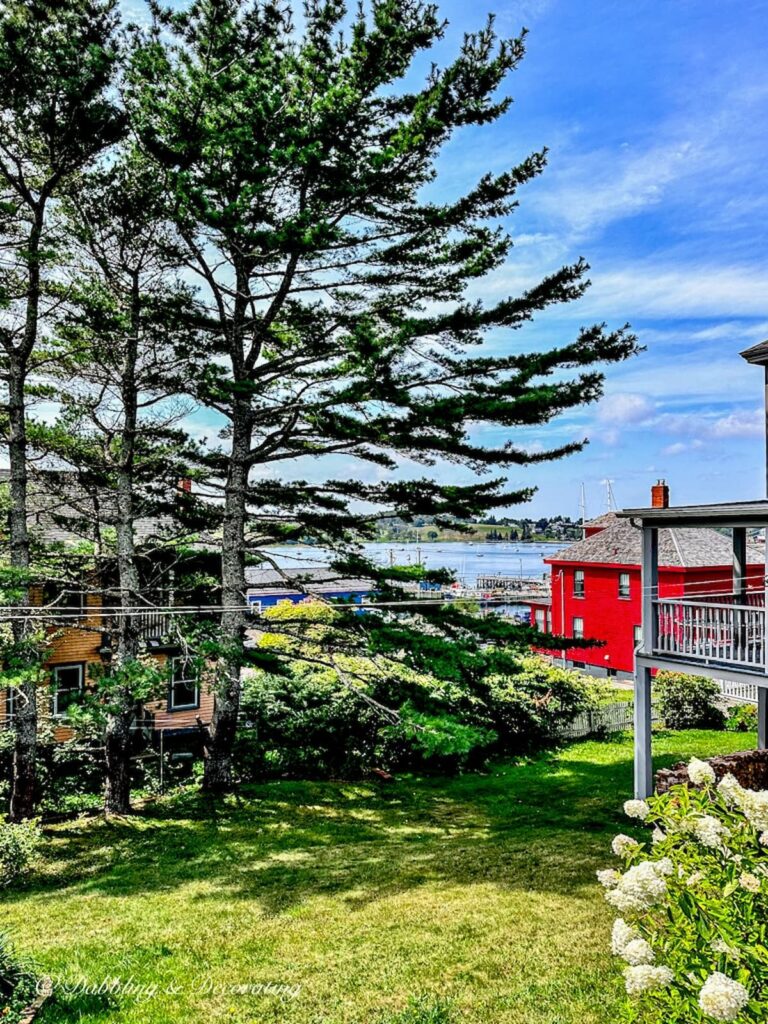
[0,737,736,919]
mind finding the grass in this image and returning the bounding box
[0,729,757,1024]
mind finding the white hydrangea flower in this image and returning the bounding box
[688,757,716,786]
[651,827,666,845]
[741,789,768,832]
[686,870,705,887]
[624,964,674,997]
[612,833,640,857]
[611,918,638,956]
[655,857,674,876]
[759,831,768,846]
[605,860,669,913]
[739,871,761,893]
[621,938,655,966]
[689,814,730,848]
[711,939,741,960]
[698,972,749,1021]
[718,773,744,806]
[624,799,650,820]
[597,869,621,889]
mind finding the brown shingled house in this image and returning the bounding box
[0,469,217,745]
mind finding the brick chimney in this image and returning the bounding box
[177,477,192,494]
[651,479,669,509]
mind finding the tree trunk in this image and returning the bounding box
[103,701,135,814]
[202,407,249,793]
[8,210,42,822]
[103,283,141,815]
[8,368,36,821]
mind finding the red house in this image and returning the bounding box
[528,481,765,678]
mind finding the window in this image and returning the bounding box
[634,625,643,648]
[5,686,16,725]
[51,664,84,717]
[535,608,546,631]
[573,570,585,598]
[618,572,631,599]
[43,584,85,617]
[169,657,199,711]
[572,616,584,640]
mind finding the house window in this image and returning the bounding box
[168,657,199,711]
[5,686,16,725]
[572,616,584,640]
[634,625,643,648]
[51,664,84,717]
[573,570,585,598]
[535,608,546,631]
[618,572,631,599]
[43,584,85,618]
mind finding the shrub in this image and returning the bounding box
[0,820,42,887]
[0,932,38,1023]
[480,656,599,753]
[235,654,596,780]
[725,703,758,733]
[598,759,768,1022]
[655,671,726,730]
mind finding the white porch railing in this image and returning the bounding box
[654,598,767,672]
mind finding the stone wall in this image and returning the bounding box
[656,748,768,793]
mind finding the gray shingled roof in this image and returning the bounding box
[0,469,173,547]
[245,566,372,595]
[548,516,763,568]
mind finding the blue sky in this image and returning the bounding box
[27,0,768,521]
[403,0,768,518]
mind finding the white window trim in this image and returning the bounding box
[618,572,631,599]
[51,663,85,718]
[572,616,585,640]
[168,657,200,712]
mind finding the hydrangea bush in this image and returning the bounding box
[600,758,768,1022]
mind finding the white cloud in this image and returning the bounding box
[583,265,768,319]
[710,409,764,438]
[661,439,705,456]
[662,442,688,456]
[535,141,698,237]
[596,392,654,425]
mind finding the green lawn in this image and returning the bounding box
[0,729,757,1024]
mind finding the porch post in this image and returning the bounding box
[634,665,653,798]
[759,687,768,750]
[733,527,747,602]
[635,526,658,798]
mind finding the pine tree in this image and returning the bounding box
[126,0,637,791]
[32,151,208,813]
[0,0,123,819]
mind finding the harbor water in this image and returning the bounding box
[261,541,560,587]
